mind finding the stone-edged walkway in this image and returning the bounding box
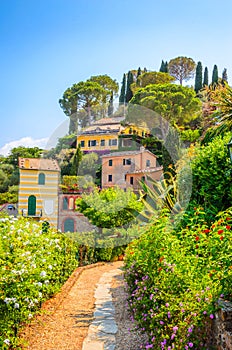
[82,268,122,350]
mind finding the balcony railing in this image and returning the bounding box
[21,209,42,218]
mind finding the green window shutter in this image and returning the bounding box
[28,195,36,215]
[63,197,68,210]
[38,173,45,185]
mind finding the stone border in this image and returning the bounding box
[82,268,122,350]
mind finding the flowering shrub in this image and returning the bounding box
[0,217,78,348]
[124,209,232,349]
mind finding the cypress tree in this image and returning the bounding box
[144,67,147,72]
[194,61,203,93]
[212,65,219,84]
[159,60,165,72]
[164,61,168,73]
[125,71,134,103]
[137,67,142,78]
[222,68,228,83]
[160,60,168,73]
[119,73,126,104]
[203,67,209,86]
[108,92,113,115]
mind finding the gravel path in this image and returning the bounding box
[20,261,146,350]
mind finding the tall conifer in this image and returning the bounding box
[125,71,134,103]
[119,73,126,104]
[159,60,165,72]
[222,68,228,83]
[194,61,203,93]
[164,61,168,73]
[137,67,142,78]
[203,67,209,86]
[212,65,219,84]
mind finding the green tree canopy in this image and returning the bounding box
[159,60,168,73]
[212,64,219,85]
[75,187,143,229]
[222,68,228,84]
[203,67,209,87]
[89,74,119,101]
[130,83,202,127]
[125,71,134,103]
[190,133,232,216]
[59,76,118,133]
[78,152,100,178]
[6,146,43,167]
[168,56,196,85]
[119,73,126,104]
[131,71,175,93]
[194,61,203,93]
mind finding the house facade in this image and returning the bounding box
[101,147,163,190]
[77,116,151,154]
[18,158,60,228]
[58,193,95,233]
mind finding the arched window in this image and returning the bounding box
[63,197,68,210]
[28,195,36,216]
[64,218,75,232]
[38,173,45,185]
[69,197,74,210]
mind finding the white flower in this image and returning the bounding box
[38,292,42,298]
[40,271,46,277]
[28,313,33,319]
[29,301,34,308]
[14,303,19,309]
[48,265,53,270]
[3,339,10,345]
[44,280,49,285]
[4,298,10,304]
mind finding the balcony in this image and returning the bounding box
[21,209,42,218]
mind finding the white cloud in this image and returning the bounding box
[0,137,49,156]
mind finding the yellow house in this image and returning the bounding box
[77,116,151,152]
[77,116,124,152]
[18,158,60,228]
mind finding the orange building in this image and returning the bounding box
[101,147,163,191]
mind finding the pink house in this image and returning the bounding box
[101,147,163,191]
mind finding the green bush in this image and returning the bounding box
[190,133,232,217]
[0,217,78,348]
[124,209,232,349]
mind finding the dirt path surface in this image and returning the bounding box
[21,262,123,350]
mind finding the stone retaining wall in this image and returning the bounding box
[207,299,232,349]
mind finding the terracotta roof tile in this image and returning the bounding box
[18,158,60,171]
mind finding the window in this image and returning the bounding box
[28,195,36,216]
[108,175,112,182]
[141,176,146,182]
[123,158,131,165]
[109,139,117,146]
[100,139,105,146]
[88,140,97,147]
[130,176,134,185]
[64,218,75,232]
[69,197,74,210]
[146,159,151,167]
[109,159,113,166]
[80,140,85,147]
[122,139,132,147]
[63,197,68,210]
[38,173,45,185]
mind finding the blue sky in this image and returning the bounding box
[1,0,232,155]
